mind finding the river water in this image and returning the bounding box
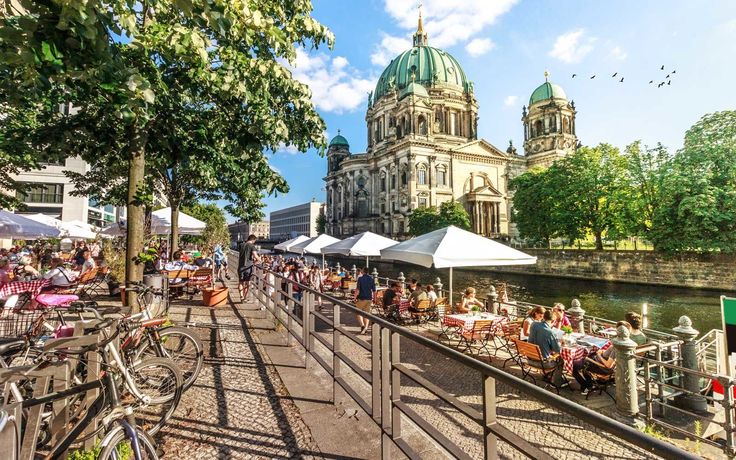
[329,259,728,334]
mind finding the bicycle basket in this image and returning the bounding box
[0,293,45,338]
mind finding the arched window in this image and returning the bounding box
[401,169,408,187]
[396,119,403,138]
[380,172,387,192]
[418,115,427,135]
[417,165,427,185]
[563,117,570,134]
[534,119,543,137]
[436,166,447,186]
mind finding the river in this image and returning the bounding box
[327,259,727,334]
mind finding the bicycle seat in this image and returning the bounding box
[0,338,25,356]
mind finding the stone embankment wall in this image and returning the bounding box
[488,250,736,291]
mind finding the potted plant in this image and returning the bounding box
[561,325,574,345]
[470,305,481,317]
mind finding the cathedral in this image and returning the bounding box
[324,14,578,240]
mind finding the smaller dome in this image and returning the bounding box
[529,81,568,105]
[400,81,429,100]
[329,132,349,148]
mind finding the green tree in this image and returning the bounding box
[651,111,736,252]
[509,167,559,246]
[408,201,471,236]
[316,210,326,235]
[181,203,230,251]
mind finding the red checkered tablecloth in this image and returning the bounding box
[560,340,612,374]
[0,279,51,299]
[443,313,507,332]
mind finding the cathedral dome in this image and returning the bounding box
[373,13,471,103]
[328,132,349,148]
[529,79,568,105]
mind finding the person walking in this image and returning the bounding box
[238,234,260,302]
[354,267,376,334]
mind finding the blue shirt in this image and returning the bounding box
[528,321,561,359]
[356,274,376,300]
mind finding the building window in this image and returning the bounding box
[391,174,396,190]
[418,197,428,208]
[417,168,427,185]
[17,183,64,204]
[398,221,405,234]
[437,168,446,186]
[401,170,407,187]
[418,115,427,135]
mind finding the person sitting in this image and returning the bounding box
[528,310,562,360]
[408,282,427,309]
[14,256,39,280]
[551,303,572,329]
[80,250,97,276]
[456,287,484,314]
[72,242,87,268]
[521,306,545,341]
[625,312,647,345]
[42,258,76,289]
[383,282,401,321]
[407,279,418,294]
[425,284,438,306]
[0,259,10,287]
[572,321,627,395]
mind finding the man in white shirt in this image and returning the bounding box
[80,250,97,275]
[43,258,75,287]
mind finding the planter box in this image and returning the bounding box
[202,287,229,307]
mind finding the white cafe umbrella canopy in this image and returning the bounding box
[26,214,98,240]
[320,231,398,267]
[274,235,310,252]
[0,210,62,239]
[290,234,341,268]
[152,207,206,235]
[380,225,536,304]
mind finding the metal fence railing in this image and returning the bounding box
[250,265,697,460]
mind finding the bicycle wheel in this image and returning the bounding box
[125,356,182,436]
[134,327,203,391]
[98,423,159,460]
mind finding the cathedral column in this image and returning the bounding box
[495,202,501,234]
[490,202,496,236]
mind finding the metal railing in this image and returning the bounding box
[251,265,696,460]
[696,329,724,375]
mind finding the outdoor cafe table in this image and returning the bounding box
[0,279,51,299]
[559,335,612,374]
[443,313,508,332]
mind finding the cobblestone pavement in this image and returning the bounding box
[154,279,323,459]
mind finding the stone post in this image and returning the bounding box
[487,286,498,314]
[372,268,379,286]
[567,298,585,334]
[335,262,341,274]
[397,272,406,291]
[613,324,643,427]
[673,316,708,412]
[433,277,443,298]
[351,264,358,279]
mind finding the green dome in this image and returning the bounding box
[328,133,349,148]
[529,81,568,105]
[374,45,470,103]
[400,81,429,100]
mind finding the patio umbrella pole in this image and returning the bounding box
[366,256,369,268]
[449,267,453,307]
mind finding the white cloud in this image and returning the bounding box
[372,0,516,66]
[290,49,376,114]
[610,46,628,61]
[504,95,518,107]
[465,38,495,57]
[548,29,597,63]
[275,143,300,155]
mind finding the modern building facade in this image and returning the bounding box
[269,201,323,241]
[228,220,270,244]
[324,15,577,240]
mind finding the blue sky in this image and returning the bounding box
[223,0,736,222]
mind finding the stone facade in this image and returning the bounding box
[487,249,736,290]
[324,20,577,240]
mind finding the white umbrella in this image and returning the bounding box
[320,231,397,267]
[290,234,341,268]
[380,225,536,304]
[0,210,62,239]
[152,208,206,235]
[274,235,310,252]
[62,220,98,239]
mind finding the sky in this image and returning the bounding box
[223,0,736,222]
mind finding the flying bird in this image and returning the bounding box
[590,75,596,79]
[572,74,577,78]
[649,80,654,84]
[666,74,670,78]
[667,80,671,85]
[660,65,665,70]
[672,70,676,74]
[611,72,618,77]
[658,82,664,88]
[619,77,624,82]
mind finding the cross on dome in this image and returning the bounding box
[413,3,428,47]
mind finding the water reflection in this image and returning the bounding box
[351,260,726,334]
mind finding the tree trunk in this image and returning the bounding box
[595,231,604,251]
[170,203,179,259]
[125,126,148,311]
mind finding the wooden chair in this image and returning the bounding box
[55,268,99,301]
[436,299,460,345]
[583,357,616,400]
[166,269,192,299]
[186,268,213,298]
[372,290,386,316]
[499,322,522,367]
[513,339,566,393]
[410,298,432,326]
[457,319,494,356]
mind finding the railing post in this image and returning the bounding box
[303,291,311,367]
[434,277,443,298]
[372,267,379,286]
[613,324,643,427]
[286,283,293,346]
[380,327,391,458]
[333,302,341,404]
[397,272,405,291]
[335,262,341,274]
[721,379,736,458]
[351,264,358,280]
[568,298,585,334]
[390,331,401,442]
[372,324,381,424]
[673,316,708,412]
[487,286,498,314]
[482,373,498,460]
